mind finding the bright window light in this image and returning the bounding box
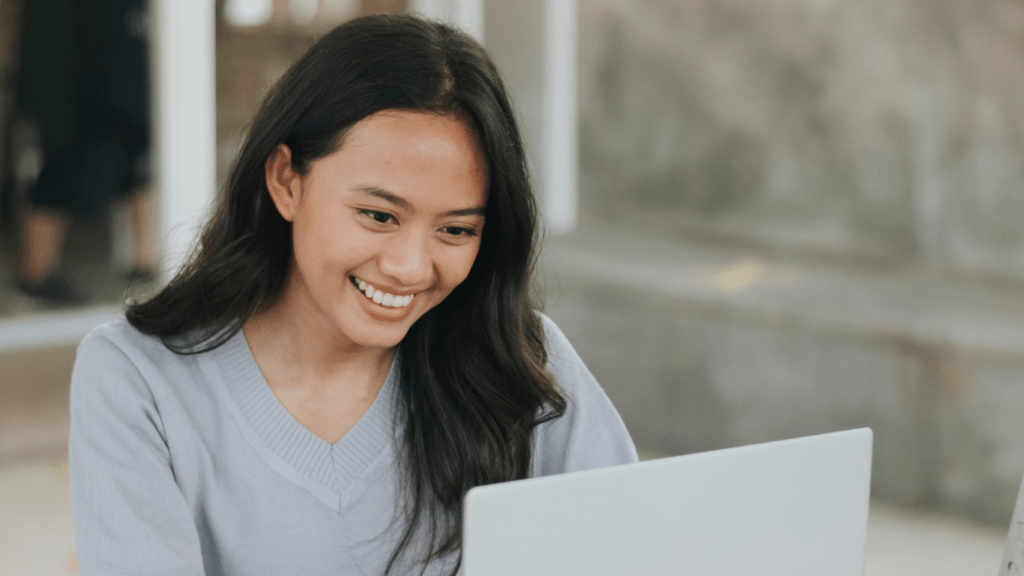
[223,0,273,27]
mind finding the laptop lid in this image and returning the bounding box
[463,428,873,576]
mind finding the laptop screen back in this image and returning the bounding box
[463,428,873,576]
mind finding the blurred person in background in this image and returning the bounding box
[15,0,155,305]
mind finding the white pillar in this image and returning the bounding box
[152,0,217,280]
[414,0,582,233]
[485,0,578,234]
[542,0,577,233]
[409,0,484,41]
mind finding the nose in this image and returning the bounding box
[378,230,432,287]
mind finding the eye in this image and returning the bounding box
[442,226,478,238]
[359,209,396,225]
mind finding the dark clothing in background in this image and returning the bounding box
[17,0,150,221]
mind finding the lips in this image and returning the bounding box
[350,276,416,308]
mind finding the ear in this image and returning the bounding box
[265,144,302,222]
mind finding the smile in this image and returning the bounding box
[350,276,416,308]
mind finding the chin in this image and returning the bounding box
[337,312,416,350]
[345,325,405,351]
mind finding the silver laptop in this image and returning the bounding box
[463,428,873,576]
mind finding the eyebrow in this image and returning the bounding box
[355,185,487,217]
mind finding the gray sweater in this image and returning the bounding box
[69,314,638,576]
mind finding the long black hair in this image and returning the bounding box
[126,13,567,575]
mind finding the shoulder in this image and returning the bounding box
[74,316,152,383]
[72,316,194,408]
[536,312,611,407]
[531,311,638,475]
[77,316,221,371]
[537,311,595,394]
[537,311,583,368]
[69,319,208,574]
[535,311,593,402]
[80,313,172,354]
[77,316,164,372]
[70,317,230,460]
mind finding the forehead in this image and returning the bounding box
[320,109,489,207]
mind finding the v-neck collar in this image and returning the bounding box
[212,328,400,511]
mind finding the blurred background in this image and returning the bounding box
[3,0,1023,573]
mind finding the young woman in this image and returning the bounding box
[69,14,637,576]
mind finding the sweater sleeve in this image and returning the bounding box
[69,328,206,576]
[530,314,639,477]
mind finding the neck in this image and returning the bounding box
[242,284,396,396]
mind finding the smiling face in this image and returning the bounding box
[264,109,488,353]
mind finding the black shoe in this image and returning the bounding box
[17,274,88,306]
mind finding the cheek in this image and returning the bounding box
[292,210,365,272]
[291,221,327,273]
[443,242,482,287]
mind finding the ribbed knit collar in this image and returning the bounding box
[212,328,400,511]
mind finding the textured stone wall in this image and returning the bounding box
[579,0,1024,278]
[540,226,1024,526]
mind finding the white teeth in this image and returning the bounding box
[352,276,415,308]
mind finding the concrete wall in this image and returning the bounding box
[578,0,1024,279]
[540,227,1024,526]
